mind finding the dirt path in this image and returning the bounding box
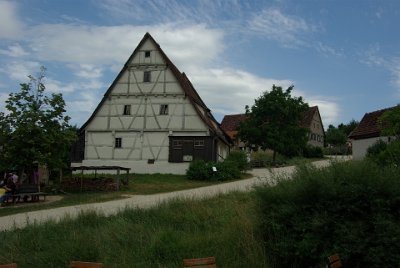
[0,158,341,232]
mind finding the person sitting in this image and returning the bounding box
[0,178,16,205]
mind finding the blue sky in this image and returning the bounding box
[1,0,399,129]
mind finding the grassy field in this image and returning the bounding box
[0,173,251,217]
[0,191,267,268]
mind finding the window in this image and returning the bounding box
[194,140,204,148]
[160,104,168,115]
[115,138,122,148]
[143,71,151,82]
[123,105,131,115]
[173,140,182,148]
[144,51,151,58]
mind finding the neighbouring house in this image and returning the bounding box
[71,33,231,174]
[221,106,325,150]
[348,106,395,160]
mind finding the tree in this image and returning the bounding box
[238,85,309,162]
[0,67,76,177]
[379,104,400,138]
[325,124,347,147]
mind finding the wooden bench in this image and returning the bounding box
[327,254,342,268]
[183,257,216,268]
[5,184,47,204]
[0,263,17,268]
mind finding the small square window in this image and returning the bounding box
[123,105,131,115]
[115,138,122,148]
[160,104,168,115]
[143,71,151,82]
[144,51,151,58]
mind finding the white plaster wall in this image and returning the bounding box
[352,136,390,160]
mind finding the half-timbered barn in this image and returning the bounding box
[71,33,231,174]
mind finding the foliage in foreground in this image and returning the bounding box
[367,139,400,167]
[0,193,266,268]
[256,160,400,268]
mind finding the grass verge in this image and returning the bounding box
[0,192,267,268]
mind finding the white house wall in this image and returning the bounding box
[79,37,218,174]
[352,136,390,160]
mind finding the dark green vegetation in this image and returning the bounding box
[379,104,400,137]
[0,67,76,173]
[186,150,249,181]
[257,160,400,268]
[325,120,358,155]
[238,85,309,162]
[0,192,267,268]
[367,139,400,167]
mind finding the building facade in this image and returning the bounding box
[71,33,231,174]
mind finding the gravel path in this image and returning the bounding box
[0,159,338,232]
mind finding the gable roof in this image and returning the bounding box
[221,106,322,140]
[348,106,395,140]
[80,32,230,145]
[220,114,248,140]
[301,106,319,128]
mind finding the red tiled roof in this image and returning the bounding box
[220,114,248,139]
[348,107,395,140]
[221,106,321,140]
[301,106,318,128]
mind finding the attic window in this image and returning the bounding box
[123,105,131,115]
[143,71,151,82]
[144,51,151,58]
[115,138,122,148]
[160,104,168,115]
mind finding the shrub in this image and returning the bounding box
[186,160,212,181]
[367,139,400,167]
[302,145,323,158]
[225,150,250,171]
[256,160,400,268]
[186,160,241,181]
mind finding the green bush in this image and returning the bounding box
[256,160,400,268]
[186,160,241,181]
[225,150,250,171]
[367,139,400,167]
[302,145,323,158]
[186,160,212,181]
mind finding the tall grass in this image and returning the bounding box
[256,160,400,267]
[0,192,267,267]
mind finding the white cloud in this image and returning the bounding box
[0,0,24,39]
[189,67,293,115]
[0,43,28,57]
[248,8,315,47]
[27,23,223,69]
[307,98,340,127]
[3,61,41,82]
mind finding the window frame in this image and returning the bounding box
[159,104,169,115]
[115,138,122,148]
[123,105,131,115]
[143,71,151,82]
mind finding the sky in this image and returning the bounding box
[1,0,400,129]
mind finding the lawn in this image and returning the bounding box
[0,173,251,217]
